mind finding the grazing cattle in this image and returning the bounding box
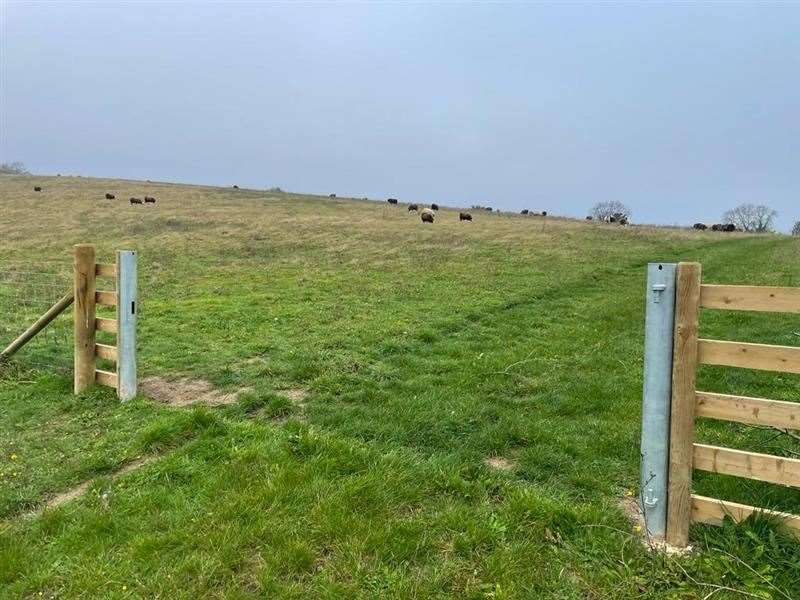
[329,193,336,198]
[541,211,547,216]
[33,186,42,192]
[144,196,156,203]
[421,209,435,223]
[105,193,115,200]
[387,198,398,204]
[723,223,736,232]
[233,185,239,189]
[693,223,707,230]
[586,216,593,220]
[408,203,418,211]
[459,212,472,221]
[711,224,723,231]
[521,209,529,215]
[430,203,439,211]
[129,197,143,204]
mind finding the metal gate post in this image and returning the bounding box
[639,262,677,540]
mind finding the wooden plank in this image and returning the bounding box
[693,443,800,488]
[691,495,800,538]
[1,293,73,361]
[695,391,800,430]
[95,369,117,389]
[666,262,702,547]
[95,263,117,278]
[95,290,117,307]
[116,250,138,401]
[698,339,800,375]
[94,343,117,362]
[74,244,96,394]
[700,284,800,314]
[95,317,117,333]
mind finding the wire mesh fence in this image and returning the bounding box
[0,261,72,373]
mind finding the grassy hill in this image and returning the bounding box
[1,175,799,598]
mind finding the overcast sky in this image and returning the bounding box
[1,1,798,229]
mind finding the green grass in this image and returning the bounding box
[0,174,799,598]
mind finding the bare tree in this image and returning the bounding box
[792,221,800,237]
[722,203,776,233]
[591,201,631,222]
[0,162,29,175]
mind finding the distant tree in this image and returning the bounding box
[0,162,29,175]
[792,221,800,237]
[591,201,631,222]
[722,203,776,233]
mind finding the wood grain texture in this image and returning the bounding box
[73,244,96,394]
[698,339,800,374]
[695,391,800,429]
[95,317,117,333]
[666,262,701,547]
[95,369,117,389]
[95,290,117,307]
[94,343,117,362]
[693,443,800,488]
[700,284,800,314]
[94,263,117,278]
[691,495,800,538]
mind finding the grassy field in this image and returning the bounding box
[0,174,799,598]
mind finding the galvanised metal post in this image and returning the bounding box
[117,250,138,401]
[640,262,677,540]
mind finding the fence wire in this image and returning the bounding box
[0,262,72,374]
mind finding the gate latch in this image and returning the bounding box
[652,283,666,303]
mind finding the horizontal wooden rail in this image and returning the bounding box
[95,369,117,388]
[95,263,117,278]
[691,494,800,538]
[95,290,117,307]
[693,443,800,488]
[95,317,117,333]
[698,339,800,374]
[696,391,800,429]
[95,343,117,362]
[700,285,800,314]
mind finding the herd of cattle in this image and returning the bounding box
[693,222,737,232]
[28,185,742,232]
[31,186,156,204]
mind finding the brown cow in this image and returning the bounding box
[129,197,143,204]
[421,209,434,224]
[33,186,42,192]
[144,196,156,203]
[408,203,418,211]
[105,193,115,199]
[459,212,472,221]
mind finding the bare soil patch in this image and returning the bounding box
[141,376,246,407]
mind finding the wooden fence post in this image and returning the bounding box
[73,244,96,394]
[666,262,702,546]
[116,250,137,400]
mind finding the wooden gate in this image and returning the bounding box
[664,262,800,546]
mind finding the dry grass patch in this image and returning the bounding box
[484,456,517,472]
[141,376,246,407]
